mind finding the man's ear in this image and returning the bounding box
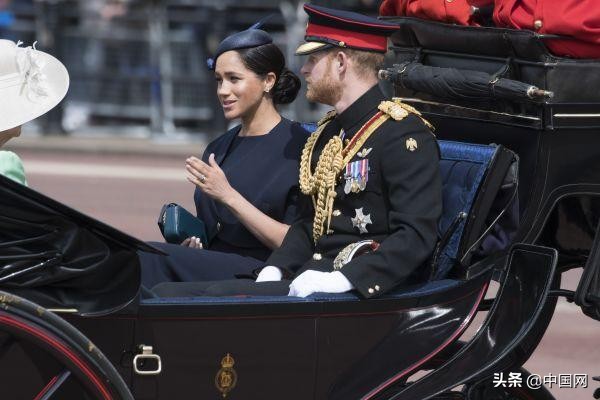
[333,51,348,75]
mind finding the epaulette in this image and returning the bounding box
[378,99,435,131]
[317,109,337,126]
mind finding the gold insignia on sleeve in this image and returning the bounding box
[215,353,238,398]
[406,138,418,152]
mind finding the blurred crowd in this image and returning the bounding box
[0,0,380,137]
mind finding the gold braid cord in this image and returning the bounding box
[299,110,391,243]
[299,122,343,243]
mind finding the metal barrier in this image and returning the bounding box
[1,0,377,138]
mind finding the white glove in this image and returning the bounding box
[288,270,354,297]
[255,266,283,282]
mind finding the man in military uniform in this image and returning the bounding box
[153,4,442,299]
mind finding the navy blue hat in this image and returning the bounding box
[207,24,273,70]
[296,4,399,55]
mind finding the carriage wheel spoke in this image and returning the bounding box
[33,370,71,400]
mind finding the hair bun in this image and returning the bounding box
[272,68,301,105]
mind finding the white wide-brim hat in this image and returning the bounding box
[0,39,69,132]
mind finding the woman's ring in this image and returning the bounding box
[199,174,206,183]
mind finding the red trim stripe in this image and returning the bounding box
[362,283,489,399]
[0,313,112,400]
[342,111,384,157]
[307,23,388,52]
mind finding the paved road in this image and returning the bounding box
[15,149,600,400]
[21,150,197,242]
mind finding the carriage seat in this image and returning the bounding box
[432,140,518,280]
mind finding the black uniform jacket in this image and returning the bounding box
[266,86,443,298]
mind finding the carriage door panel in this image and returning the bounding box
[132,305,318,400]
[67,316,137,388]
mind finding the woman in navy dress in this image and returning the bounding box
[140,27,310,289]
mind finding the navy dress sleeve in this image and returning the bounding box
[194,118,311,261]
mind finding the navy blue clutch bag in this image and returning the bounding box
[157,203,208,245]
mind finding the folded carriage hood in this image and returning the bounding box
[0,174,162,316]
[386,16,600,104]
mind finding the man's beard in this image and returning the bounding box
[306,71,342,106]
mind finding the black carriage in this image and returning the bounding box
[1,18,599,400]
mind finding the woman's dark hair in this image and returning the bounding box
[237,43,301,105]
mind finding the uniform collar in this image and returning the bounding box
[337,84,385,135]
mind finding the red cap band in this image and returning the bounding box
[306,23,388,52]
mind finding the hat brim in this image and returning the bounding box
[295,41,332,56]
[0,48,70,132]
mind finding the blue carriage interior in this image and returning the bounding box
[433,140,518,279]
[143,139,519,304]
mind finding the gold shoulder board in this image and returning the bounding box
[317,109,337,126]
[390,98,435,131]
[378,101,410,121]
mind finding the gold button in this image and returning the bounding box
[368,288,375,294]
[446,0,453,2]
[534,19,543,30]
[312,253,322,261]
[216,222,222,231]
[375,285,380,291]
[333,210,341,217]
[338,41,345,47]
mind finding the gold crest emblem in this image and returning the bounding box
[406,138,418,152]
[215,353,237,398]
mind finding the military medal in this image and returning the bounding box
[300,108,390,243]
[351,208,373,234]
[344,159,369,194]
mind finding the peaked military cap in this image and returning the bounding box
[207,21,273,70]
[296,4,399,55]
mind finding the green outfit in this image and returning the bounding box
[0,150,27,185]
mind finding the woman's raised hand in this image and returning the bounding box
[186,153,237,205]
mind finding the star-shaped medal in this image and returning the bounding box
[351,208,373,234]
